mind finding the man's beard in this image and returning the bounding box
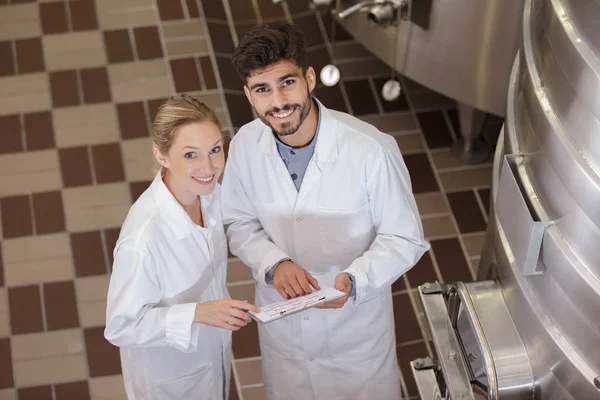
[258,91,312,137]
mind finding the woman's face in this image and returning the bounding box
[154,121,225,204]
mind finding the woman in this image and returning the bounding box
[105,94,259,400]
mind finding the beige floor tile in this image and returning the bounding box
[438,166,493,191]
[462,232,486,258]
[359,112,416,133]
[3,234,73,287]
[0,4,41,41]
[54,104,120,148]
[163,21,205,38]
[78,300,107,328]
[415,192,449,216]
[0,288,8,337]
[109,60,174,103]
[0,389,16,400]
[44,32,106,71]
[97,0,155,30]
[63,183,131,232]
[227,284,255,303]
[166,37,209,57]
[121,137,154,182]
[227,258,254,283]
[394,132,425,155]
[0,150,61,197]
[11,329,84,361]
[195,91,224,111]
[235,358,263,386]
[422,215,457,239]
[76,276,110,303]
[13,354,87,387]
[0,73,51,115]
[430,149,463,170]
[242,385,266,400]
[89,375,127,400]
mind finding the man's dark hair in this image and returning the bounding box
[232,22,309,83]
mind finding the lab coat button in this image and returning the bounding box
[310,357,314,362]
[304,316,309,320]
[296,218,302,222]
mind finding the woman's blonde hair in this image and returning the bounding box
[152,94,224,155]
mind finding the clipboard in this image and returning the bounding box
[249,286,347,324]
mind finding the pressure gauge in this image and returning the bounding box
[382,79,402,101]
[320,64,341,87]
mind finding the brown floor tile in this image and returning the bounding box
[215,56,240,90]
[18,385,52,400]
[117,102,149,139]
[170,58,202,92]
[431,238,472,283]
[235,22,257,42]
[133,26,163,60]
[24,111,55,151]
[314,85,347,113]
[393,293,422,343]
[447,190,487,233]
[391,274,407,293]
[59,146,93,187]
[44,281,80,330]
[104,228,121,267]
[49,70,80,107]
[225,93,254,128]
[229,373,239,400]
[157,0,184,21]
[0,41,15,76]
[403,153,439,194]
[185,0,200,18]
[406,251,437,288]
[256,0,285,20]
[1,195,33,239]
[478,188,491,215]
[103,30,135,64]
[344,79,378,116]
[199,56,217,90]
[232,322,260,358]
[0,115,23,154]
[321,13,354,42]
[207,22,234,54]
[293,14,325,48]
[286,0,311,14]
[307,46,331,80]
[91,143,125,183]
[446,108,460,136]
[0,246,4,288]
[15,38,45,74]
[40,1,69,35]
[332,42,373,61]
[69,0,98,31]
[9,285,44,334]
[396,341,428,397]
[228,0,257,21]
[0,338,14,389]
[32,191,66,234]
[147,98,169,122]
[70,231,107,277]
[84,327,122,377]
[416,111,453,149]
[55,381,90,400]
[201,0,227,20]
[408,90,456,110]
[130,180,151,203]
[373,77,410,113]
[81,67,112,104]
[338,59,390,80]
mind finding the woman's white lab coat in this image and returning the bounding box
[221,100,430,400]
[105,172,231,400]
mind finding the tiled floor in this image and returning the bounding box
[0,0,495,399]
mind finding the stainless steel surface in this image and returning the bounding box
[336,0,524,116]
[411,358,443,400]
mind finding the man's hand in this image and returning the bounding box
[317,273,352,309]
[273,261,321,299]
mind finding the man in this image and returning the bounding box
[221,22,429,400]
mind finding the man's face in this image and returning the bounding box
[244,60,316,137]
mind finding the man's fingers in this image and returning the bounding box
[306,272,321,290]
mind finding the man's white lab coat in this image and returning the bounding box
[105,172,231,400]
[221,100,430,400]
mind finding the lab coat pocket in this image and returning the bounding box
[318,203,373,258]
[155,363,213,400]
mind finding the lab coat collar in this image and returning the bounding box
[257,98,339,163]
[150,170,218,240]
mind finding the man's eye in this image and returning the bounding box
[256,87,267,93]
[283,79,295,86]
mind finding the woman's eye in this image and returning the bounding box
[185,152,196,159]
[210,146,222,154]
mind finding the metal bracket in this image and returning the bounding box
[413,357,438,371]
[420,282,449,295]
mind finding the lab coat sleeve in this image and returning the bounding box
[104,245,199,352]
[345,138,430,305]
[220,144,290,286]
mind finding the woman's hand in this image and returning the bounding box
[194,300,260,331]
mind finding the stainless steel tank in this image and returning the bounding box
[335,0,525,163]
[410,0,600,398]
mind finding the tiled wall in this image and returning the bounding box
[0,0,495,399]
